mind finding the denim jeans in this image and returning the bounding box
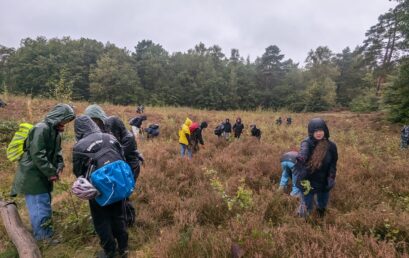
[180,144,192,158]
[25,193,53,240]
[299,191,330,216]
[279,161,300,195]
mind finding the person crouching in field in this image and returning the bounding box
[191,121,208,153]
[250,124,261,140]
[73,115,129,258]
[129,115,147,140]
[179,118,192,158]
[294,118,338,218]
[277,151,301,197]
[11,104,75,243]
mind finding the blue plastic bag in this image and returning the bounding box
[91,160,135,206]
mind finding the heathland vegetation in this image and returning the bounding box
[0,96,408,257]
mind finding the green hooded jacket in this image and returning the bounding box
[11,104,75,196]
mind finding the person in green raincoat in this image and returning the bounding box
[11,103,75,242]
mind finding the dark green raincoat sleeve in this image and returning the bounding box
[56,136,64,170]
[29,126,57,178]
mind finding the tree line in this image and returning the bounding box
[0,0,408,122]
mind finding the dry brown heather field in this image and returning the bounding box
[0,96,408,258]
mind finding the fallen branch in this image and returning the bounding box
[0,200,41,258]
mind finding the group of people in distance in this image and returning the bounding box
[214,117,262,141]
[276,116,292,126]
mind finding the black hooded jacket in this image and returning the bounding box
[72,115,124,178]
[106,116,142,179]
[129,115,147,129]
[192,122,208,145]
[233,120,244,135]
[295,118,338,192]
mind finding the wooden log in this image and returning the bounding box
[0,200,41,258]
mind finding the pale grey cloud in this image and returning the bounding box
[0,0,396,63]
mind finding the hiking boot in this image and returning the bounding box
[316,208,326,218]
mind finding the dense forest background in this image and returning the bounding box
[0,0,408,122]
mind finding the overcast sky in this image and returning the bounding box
[0,0,396,64]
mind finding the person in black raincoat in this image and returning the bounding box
[72,115,129,258]
[294,118,338,218]
[106,116,144,180]
[250,124,261,140]
[129,115,147,139]
[191,121,208,153]
[223,118,232,140]
[233,117,244,139]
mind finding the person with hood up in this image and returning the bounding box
[84,104,109,133]
[129,115,147,139]
[233,117,244,139]
[106,116,144,180]
[277,151,301,197]
[179,118,192,158]
[294,118,338,218]
[250,124,261,140]
[72,115,129,258]
[223,118,232,140]
[276,117,282,125]
[11,104,75,243]
[191,121,208,153]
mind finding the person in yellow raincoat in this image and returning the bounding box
[179,118,192,158]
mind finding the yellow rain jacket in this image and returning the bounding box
[179,118,192,145]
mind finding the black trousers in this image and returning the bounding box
[89,199,128,254]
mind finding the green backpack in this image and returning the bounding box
[6,123,33,162]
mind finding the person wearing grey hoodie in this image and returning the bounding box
[84,104,109,133]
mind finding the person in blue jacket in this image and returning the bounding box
[294,118,338,218]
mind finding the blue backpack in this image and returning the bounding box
[77,134,135,206]
[91,160,135,206]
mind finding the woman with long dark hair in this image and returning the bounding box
[295,118,338,217]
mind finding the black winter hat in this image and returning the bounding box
[200,121,208,128]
